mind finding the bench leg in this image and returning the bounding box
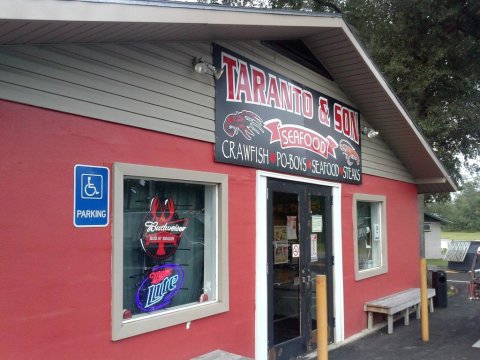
[404,307,410,326]
[416,304,420,319]
[387,314,393,334]
[417,299,434,319]
[367,312,373,329]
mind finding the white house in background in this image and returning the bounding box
[425,212,451,259]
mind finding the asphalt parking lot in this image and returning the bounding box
[326,270,480,360]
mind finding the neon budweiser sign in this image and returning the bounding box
[214,44,362,184]
[140,195,188,260]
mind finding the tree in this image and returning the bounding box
[268,0,480,184]
[427,176,480,231]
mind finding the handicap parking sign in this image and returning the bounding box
[74,164,110,227]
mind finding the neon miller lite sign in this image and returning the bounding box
[136,264,185,312]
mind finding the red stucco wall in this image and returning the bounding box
[341,176,421,337]
[0,100,421,358]
[0,100,256,359]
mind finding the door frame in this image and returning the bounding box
[255,171,344,359]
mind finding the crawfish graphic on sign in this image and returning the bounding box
[139,195,188,260]
[223,110,264,140]
[339,139,360,166]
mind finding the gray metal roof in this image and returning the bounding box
[424,212,452,224]
[0,0,457,193]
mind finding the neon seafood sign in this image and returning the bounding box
[136,264,185,312]
[140,195,188,260]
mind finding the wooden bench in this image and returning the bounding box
[364,288,436,334]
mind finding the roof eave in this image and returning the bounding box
[0,0,342,25]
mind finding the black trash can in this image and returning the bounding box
[432,270,448,308]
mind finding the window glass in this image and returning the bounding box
[112,163,228,340]
[353,194,387,280]
[356,201,381,270]
[123,180,216,318]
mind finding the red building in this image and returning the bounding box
[0,1,456,359]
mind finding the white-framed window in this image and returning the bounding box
[424,223,432,232]
[112,163,229,340]
[353,194,387,280]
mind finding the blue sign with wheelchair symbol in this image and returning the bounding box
[74,164,109,227]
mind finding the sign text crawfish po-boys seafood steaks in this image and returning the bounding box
[214,44,362,184]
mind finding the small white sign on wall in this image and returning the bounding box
[311,234,318,261]
[312,215,323,232]
[292,243,300,258]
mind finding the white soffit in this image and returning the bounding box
[0,0,457,193]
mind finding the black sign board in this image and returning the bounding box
[214,44,362,184]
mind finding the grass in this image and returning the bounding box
[427,258,448,267]
[427,258,448,269]
[441,231,480,241]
